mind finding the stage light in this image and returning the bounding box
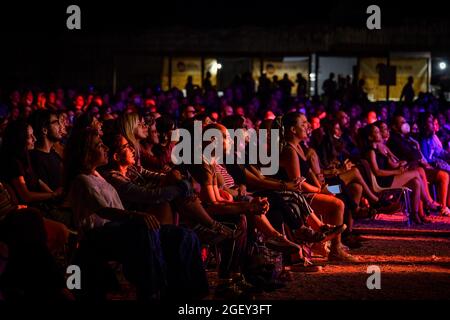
[439,62,447,70]
[210,62,222,74]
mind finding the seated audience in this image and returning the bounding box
[278,112,358,262]
[387,115,448,216]
[64,128,209,300]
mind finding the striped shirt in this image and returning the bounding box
[216,164,235,188]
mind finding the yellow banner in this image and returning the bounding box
[359,57,428,101]
[171,57,202,91]
[390,58,428,101]
[359,57,388,101]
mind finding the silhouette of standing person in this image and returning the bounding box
[271,75,280,91]
[185,75,196,100]
[258,73,271,103]
[400,76,415,105]
[322,72,337,99]
[296,73,308,97]
[279,73,294,98]
[203,72,212,93]
[354,79,369,105]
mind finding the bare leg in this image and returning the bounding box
[408,178,421,215]
[307,148,325,184]
[310,194,345,253]
[306,212,323,230]
[436,170,449,208]
[345,183,363,233]
[306,210,345,230]
[391,170,431,206]
[339,167,378,202]
[417,167,436,204]
[254,215,281,237]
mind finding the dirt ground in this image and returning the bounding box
[248,213,450,300]
[255,234,450,300]
[94,214,450,300]
[202,213,450,300]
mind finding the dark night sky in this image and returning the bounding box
[0,0,449,33]
[0,0,449,90]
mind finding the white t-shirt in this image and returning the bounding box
[69,171,124,230]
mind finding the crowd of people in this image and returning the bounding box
[1,71,450,301]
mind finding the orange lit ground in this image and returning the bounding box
[251,213,450,300]
[207,213,450,300]
[254,234,450,300]
[107,214,450,300]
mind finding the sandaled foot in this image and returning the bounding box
[294,225,326,243]
[319,224,347,241]
[328,249,360,263]
[311,241,330,258]
[427,201,442,212]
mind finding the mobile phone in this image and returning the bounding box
[327,184,342,195]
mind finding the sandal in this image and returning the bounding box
[294,225,326,244]
[319,224,347,241]
[311,241,330,258]
[427,201,442,213]
[328,248,360,263]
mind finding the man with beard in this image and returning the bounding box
[29,110,64,192]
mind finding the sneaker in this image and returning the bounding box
[265,235,301,254]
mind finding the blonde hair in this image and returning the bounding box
[117,113,141,159]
